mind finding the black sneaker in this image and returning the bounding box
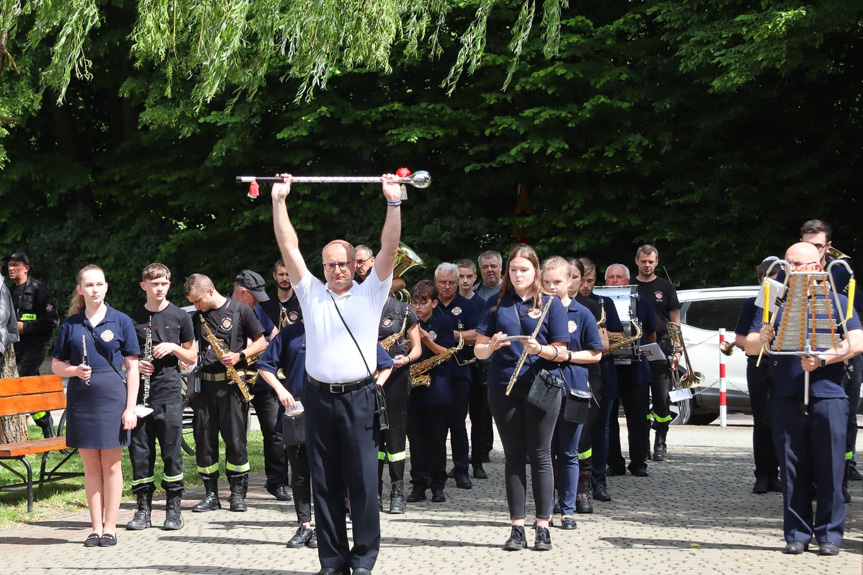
[503,526,527,551]
[534,526,552,551]
[848,465,863,481]
[752,478,769,494]
[431,488,446,503]
[286,525,314,548]
[406,488,426,502]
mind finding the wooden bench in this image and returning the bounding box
[0,375,82,512]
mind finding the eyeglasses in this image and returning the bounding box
[323,260,354,271]
[790,261,820,271]
[437,280,457,286]
[355,257,371,266]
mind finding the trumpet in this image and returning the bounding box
[720,341,736,356]
[667,321,704,388]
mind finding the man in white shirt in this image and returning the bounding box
[271,173,403,575]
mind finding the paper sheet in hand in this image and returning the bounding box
[499,335,531,342]
[669,388,694,403]
[286,400,304,416]
[755,278,784,317]
[640,342,666,362]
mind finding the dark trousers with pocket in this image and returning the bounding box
[407,402,450,491]
[191,380,249,479]
[252,388,288,487]
[129,402,185,495]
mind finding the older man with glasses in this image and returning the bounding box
[271,173,402,575]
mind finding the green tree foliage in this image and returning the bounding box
[0,0,860,314]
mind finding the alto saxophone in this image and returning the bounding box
[380,314,408,352]
[200,318,253,402]
[134,318,155,417]
[409,332,464,388]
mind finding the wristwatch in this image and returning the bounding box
[819,356,827,368]
[239,351,246,362]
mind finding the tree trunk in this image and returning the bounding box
[0,344,29,444]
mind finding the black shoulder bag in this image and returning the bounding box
[512,298,565,412]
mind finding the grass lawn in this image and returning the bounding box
[0,426,266,528]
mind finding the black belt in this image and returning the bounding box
[201,372,228,382]
[307,375,374,394]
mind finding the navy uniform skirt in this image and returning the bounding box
[65,367,130,449]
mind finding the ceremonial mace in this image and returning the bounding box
[237,168,431,199]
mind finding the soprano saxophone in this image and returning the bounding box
[134,319,155,418]
[200,318,253,402]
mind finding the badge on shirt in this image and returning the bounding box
[382,317,393,328]
[46,303,54,312]
[568,320,578,333]
[288,311,299,323]
[100,330,115,342]
[428,330,438,342]
[527,309,542,319]
[221,317,233,331]
[452,306,462,316]
[654,291,664,301]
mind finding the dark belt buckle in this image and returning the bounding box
[330,382,350,394]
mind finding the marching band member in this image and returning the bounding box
[475,245,569,552]
[260,259,303,330]
[406,280,456,504]
[52,265,139,547]
[746,242,862,556]
[184,274,266,513]
[126,264,196,531]
[541,257,603,530]
[271,173,402,575]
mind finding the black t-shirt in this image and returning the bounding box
[129,303,195,405]
[259,289,303,329]
[378,297,418,358]
[195,299,265,373]
[635,276,680,338]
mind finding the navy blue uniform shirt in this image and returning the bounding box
[436,293,480,381]
[54,305,140,367]
[412,313,455,407]
[562,299,604,392]
[477,292,569,391]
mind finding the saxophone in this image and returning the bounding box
[409,332,464,388]
[604,316,643,355]
[134,319,155,417]
[380,313,408,352]
[200,318,253,402]
[279,305,292,328]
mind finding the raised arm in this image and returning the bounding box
[374,174,403,282]
[272,174,309,286]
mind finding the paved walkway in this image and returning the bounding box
[0,424,860,574]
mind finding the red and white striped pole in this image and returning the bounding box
[719,328,727,427]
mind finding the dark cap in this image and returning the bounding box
[8,252,31,267]
[235,270,270,302]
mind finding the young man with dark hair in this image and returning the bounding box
[127,263,197,531]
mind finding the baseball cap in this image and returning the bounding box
[8,252,31,267]
[235,270,270,302]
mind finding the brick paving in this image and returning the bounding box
[0,424,860,574]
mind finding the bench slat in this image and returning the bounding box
[0,392,66,418]
[0,437,69,457]
[0,375,64,396]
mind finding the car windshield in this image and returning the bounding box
[683,298,748,331]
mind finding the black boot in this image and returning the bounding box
[228,475,248,512]
[163,492,184,530]
[126,492,152,530]
[192,478,221,512]
[653,430,668,462]
[575,472,593,514]
[34,413,56,439]
[390,481,406,514]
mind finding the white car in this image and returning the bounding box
[671,286,759,425]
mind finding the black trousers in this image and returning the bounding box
[649,359,673,432]
[615,382,650,472]
[191,380,249,479]
[844,354,862,465]
[287,443,312,524]
[746,356,778,480]
[129,402,185,495]
[448,377,471,475]
[488,385,560,521]
[378,368,410,486]
[251,388,288,487]
[468,362,493,464]
[407,402,449,490]
[305,381,379,572]
[15,343,46,377]
[576,370,603,474]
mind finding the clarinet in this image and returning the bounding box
[82,334,90,385]
[135,319,155,417]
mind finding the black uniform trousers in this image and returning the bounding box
[191,380,250,479]
[771,396,847,546]
[15,343,46,377]
[844,354,862,467]
[129,402,185,495]
[287,443,312,524]
[448,376,471,475]
[610,377,650,473]
[746,356,778,481]
[592,360,617,486]
[407,402,450,491]
[469,362,494,464]
[305,380,379,572]
[576,369,603,473]
[378,368,410,485]
[251,387,288,487]
[648,357,674,431]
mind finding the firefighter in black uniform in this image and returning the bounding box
[260,259,303,330]
[184,273,267,512]
[7,252,60,437]
[127,263,197,530]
